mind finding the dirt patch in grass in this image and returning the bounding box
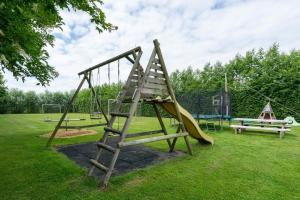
[43,129,97,138]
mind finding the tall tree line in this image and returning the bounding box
[170,44,300,119]
[1,44,299,119]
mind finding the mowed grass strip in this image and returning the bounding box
[0,114,300,200]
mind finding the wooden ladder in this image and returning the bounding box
[88,49,145,188]
[88,94,141,188]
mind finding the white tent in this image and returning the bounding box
[258,102,276,120]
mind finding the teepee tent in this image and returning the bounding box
[258,102,276,120]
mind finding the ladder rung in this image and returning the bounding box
[96,142,116,152]
[126,129,164,138]
[104,127,122,135]
[152,58,160,64]
[118,132,188,147]
[110,112,130,118]
[90,159,109,172]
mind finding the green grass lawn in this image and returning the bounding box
[0,114,300,200]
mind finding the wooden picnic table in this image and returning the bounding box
[232,118,287,124]
[230,118,290,139]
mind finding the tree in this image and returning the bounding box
[170,44,300,119]
[0,72,8,113]
[39,90,54,104]
[170,66,202,92]
[7,89,26,113]
[0,1,112,86]
[24,91,40,113]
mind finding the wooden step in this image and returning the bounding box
[141,88,169,96]
[104,127,122,135]
[150,64,163,71]
[152,58,160,64]
[118,132,188,147]
[89,159,109,172]
[110,112,130,118]
[96,142,116,153]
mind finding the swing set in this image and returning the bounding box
[47,39,214,188]
[46,48,126,139]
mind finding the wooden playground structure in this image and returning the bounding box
[46,39,214,188]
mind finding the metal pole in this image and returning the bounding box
[225,73,229,116]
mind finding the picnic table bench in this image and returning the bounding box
[230,118,291,139]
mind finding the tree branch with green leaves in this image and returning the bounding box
[0,0,112,86]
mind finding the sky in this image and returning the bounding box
[4,0,300,92]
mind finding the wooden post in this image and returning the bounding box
[153,39,193,155]
[153,104,172,149]
[46,74,87,147]
[280,131,284,139]
[170,125,181,152]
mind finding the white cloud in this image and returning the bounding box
[4,0,300,92]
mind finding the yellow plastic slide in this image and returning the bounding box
[159,102,214,144]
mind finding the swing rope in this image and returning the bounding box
[108,63,111,85]
[96,68,101,111]
[89,70,102,120]
[89,71,95,116]
[117,59,120,130]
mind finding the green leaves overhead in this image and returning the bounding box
[0,0,111,86]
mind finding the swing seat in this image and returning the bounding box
[91,112,102,115]
[90,112,102,120]
[90,117,102,120]
[44,119,59,122]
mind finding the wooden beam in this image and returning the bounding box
[141,88,168,96]
[46,75,87,147]
[144,82,168,90]
[146,77,166,85]
[126,129,164,138]
[60,123,107,129]
[170,125,181,152]
[118,133,188,147]
[150,64,163,71]
[153,104,172,149]
[78,46,141,75]
[125,55,135,64]
[148,71,165,78]
[152,58,160,64]
[153,39,193,155]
